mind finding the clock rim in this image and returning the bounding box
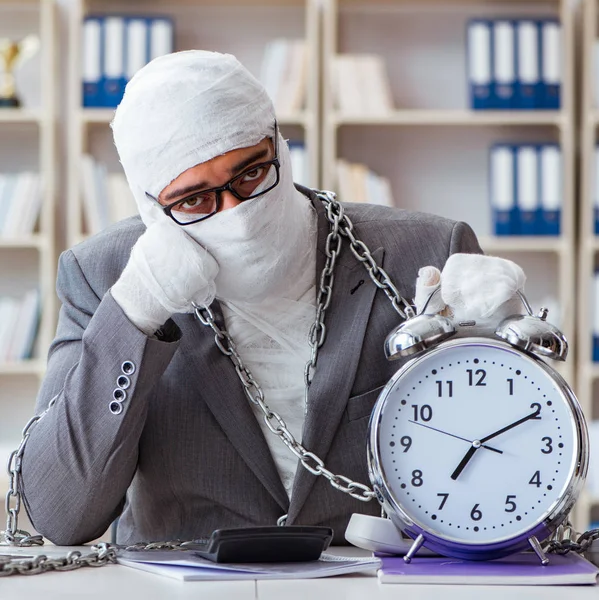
[367,336,589,560]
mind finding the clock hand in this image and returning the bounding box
[478,409,540,444]
[408,420,503,454]
[450,408,540,481]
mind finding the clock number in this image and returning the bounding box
[470,504,482,521]
[529,471,542,488]
[400,436,412,453]
[411,470,423,487]
[411,405,433,422]
[541,437,553,454]
[507,378,514,395]
[437,493,449,510]
[530,403,542,419]
[436,381,453,398]
[504,495,517,513]
[467,369,487,386]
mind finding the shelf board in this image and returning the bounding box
[83,108,310,128]
[332,110,564,127]
[0,109,42,124]
[81,109,115,124]
[478,236,567,253]
[0,234,47,249]
[0,361,45,376]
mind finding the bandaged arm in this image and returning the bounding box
[20,249,181,545]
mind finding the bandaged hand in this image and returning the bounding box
[414,254,526,331]
[111,220,219,336]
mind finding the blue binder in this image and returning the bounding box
[539,19,561,110]
[467,20,493,110]
[538,144,561,236]
[492,20,516,110]
[489,144,516,235]
[82,17,103,107]
[514,20,540,110]
[515,144,539,235]
[102,16,127,108]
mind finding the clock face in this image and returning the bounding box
[373,340,581,546]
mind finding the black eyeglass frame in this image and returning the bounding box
[145,122,280,226]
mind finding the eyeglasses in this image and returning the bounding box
[146,122,280,226]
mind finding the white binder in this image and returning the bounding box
[150,19,174,61]
[516,145,538,234]
[493,20,515,109]
[126,18,148,81]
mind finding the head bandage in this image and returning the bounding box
[111,49,316,303]
[112,50,276,217]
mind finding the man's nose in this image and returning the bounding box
[220,190,243,212]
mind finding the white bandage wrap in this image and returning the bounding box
[111,50,274,212]
[413,254,526,331]
[441,253,526,325]
[414,266,445,315]
[111,220,219,336]
[111,50,318,491]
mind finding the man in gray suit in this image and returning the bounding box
[20,51,481,546]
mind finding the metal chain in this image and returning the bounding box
[1,396,58,547]
[546,522,599,556]
[194,190,412,505]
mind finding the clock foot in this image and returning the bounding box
[528,536,549,565]
[403,534,425,563]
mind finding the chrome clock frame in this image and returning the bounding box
[367,337,589,562]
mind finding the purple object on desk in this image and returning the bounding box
[378,552,599,585]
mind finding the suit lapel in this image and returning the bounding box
[287,198,384,521]
[175,306,290,512]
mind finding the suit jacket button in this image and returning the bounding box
[121,361,136,375]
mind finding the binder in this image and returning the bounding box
[515,20,540,109]
[149,18,174,62]
[594,271,599,362]
[492,20,516,110]
[539,144,561,236]
[516,145,539,235]
[595,146,599,235]
[540,20,561,110]
[103,16,127,107]
[82,17,102,107]
[489,144,516,235]
[125,18,148,82]
[467,20,492,110]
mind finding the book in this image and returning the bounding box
[378,552,598,585]
[489,144,516,235]
[492,20,516,109]
[540,19,561,110]
[117,550,381,582]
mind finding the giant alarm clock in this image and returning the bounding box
[367,300,588,563]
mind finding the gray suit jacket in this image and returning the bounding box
[21,186,481,546]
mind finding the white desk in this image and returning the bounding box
[2,546,599,599]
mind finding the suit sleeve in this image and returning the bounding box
[448,221,484,257]
[20,249,181,545]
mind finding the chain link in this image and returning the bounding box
[0,189,410,574]
[192,190,414,505]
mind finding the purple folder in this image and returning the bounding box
[378,552,598,585]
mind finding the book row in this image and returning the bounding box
[467,19,561,110]
[82,15,174,108]
[260,39,308,116]
[0,290,40,364]
[335,160,394,207]
[81,143,309,235]
[489,143,561,236]
[0,173,43,238]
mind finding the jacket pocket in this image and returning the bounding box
[345,385,386,422]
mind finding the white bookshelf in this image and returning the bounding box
[66,0,320,247]
[322,0,575,379]
[576,0,599,534]
[0,0,57,497]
